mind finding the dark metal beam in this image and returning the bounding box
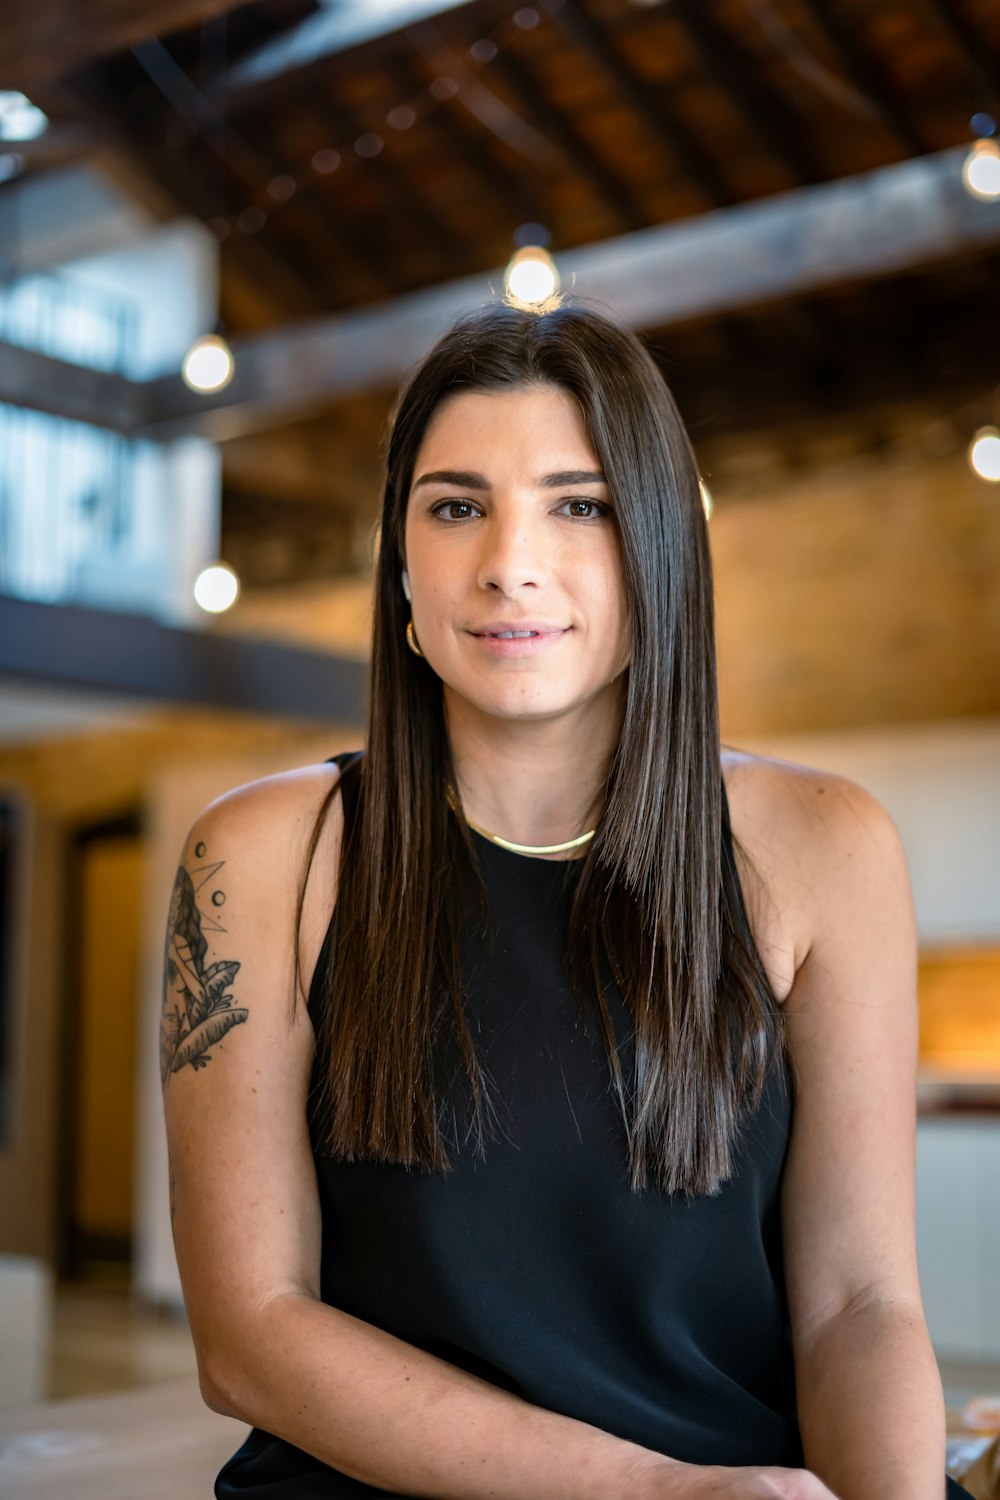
[0,341,142,432]
[134,145,999,439]
[0,595,368,724]
[214,0,477,102]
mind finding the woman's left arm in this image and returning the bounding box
[778,773,946,1500]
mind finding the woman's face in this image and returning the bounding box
[402,383,631,727]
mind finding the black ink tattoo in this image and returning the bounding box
[160,845,248,1087]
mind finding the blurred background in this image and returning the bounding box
[0,0,998,1480]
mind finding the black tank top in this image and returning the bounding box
[216,749,804,1496]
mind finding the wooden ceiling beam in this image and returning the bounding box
[128,38,385,308]
[918,0,1000,121]
[552,0,738,209]
[388,52,543,235]
[309,79,462,285]
[0,0,244,94]
[222,428,380,513]
[488,43,651,231]
[798,0,929,156]
[63,77,324,330]
[667,0,821,185]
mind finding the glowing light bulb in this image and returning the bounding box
[699,478,713,519]
[962,139,1000,202]
[182,334,235,393]
[503,246,560,307]
[0,90,48,141]
[969,426,1000,481]
[194,563,240,613]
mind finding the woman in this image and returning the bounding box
[162,299,971,1499]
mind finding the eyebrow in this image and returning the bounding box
[411,468,608,492]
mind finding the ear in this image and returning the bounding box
[401,569,411,602]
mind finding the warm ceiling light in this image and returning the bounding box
[968,426,1000,482]
[503,246,560,307]
[0,91,48,141]
[194,563,240,613]
[962,138,1000,202]
[182,334,235,393]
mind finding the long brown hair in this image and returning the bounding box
[295,298,787,1198]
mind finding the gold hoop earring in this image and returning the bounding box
[405,619,424,658]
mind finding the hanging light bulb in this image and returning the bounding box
[962,138,1000,202]
[503,246,560,307]
[0,91,48,141]
[968,426,1000,482]
[182,333,235,393]
[194,562,240,613]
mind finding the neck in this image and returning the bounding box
[442,686,623,858]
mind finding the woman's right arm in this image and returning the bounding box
[162,766,834,1500]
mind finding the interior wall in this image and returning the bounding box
[731,715,1000,944]
[711,449,1000,733]
[0,792,64,1260]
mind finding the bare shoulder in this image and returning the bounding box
[181,757,348,1003]
[720,748,900,997]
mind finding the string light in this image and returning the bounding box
[962,137,1000,202]
[204,8,558,238]
[311,148,341,174]
[182,333,235,393]
[504,245,560,306]
[194,562,240,613]
[968,426,1000,482]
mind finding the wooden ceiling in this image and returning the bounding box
[5,0,1000,588]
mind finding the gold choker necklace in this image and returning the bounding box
[444,782,596,857]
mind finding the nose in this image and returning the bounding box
[475,507,550,593]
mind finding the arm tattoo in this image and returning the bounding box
[160,841,248,1087]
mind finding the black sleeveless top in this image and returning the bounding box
[216,749,804,1496]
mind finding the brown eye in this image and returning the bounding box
[560,499,611,520]
[430,500,480,521]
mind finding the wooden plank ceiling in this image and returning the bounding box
[4,0,999,588]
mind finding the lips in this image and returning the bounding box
[470,622,568,636]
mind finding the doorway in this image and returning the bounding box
[57,810,144,1278]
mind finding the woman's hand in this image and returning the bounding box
[626,1454,840,1499]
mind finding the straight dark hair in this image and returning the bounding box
[294,298,788,1198]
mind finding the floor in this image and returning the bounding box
[47,1265,198,1401]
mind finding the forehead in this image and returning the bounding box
[416,384,596,461]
